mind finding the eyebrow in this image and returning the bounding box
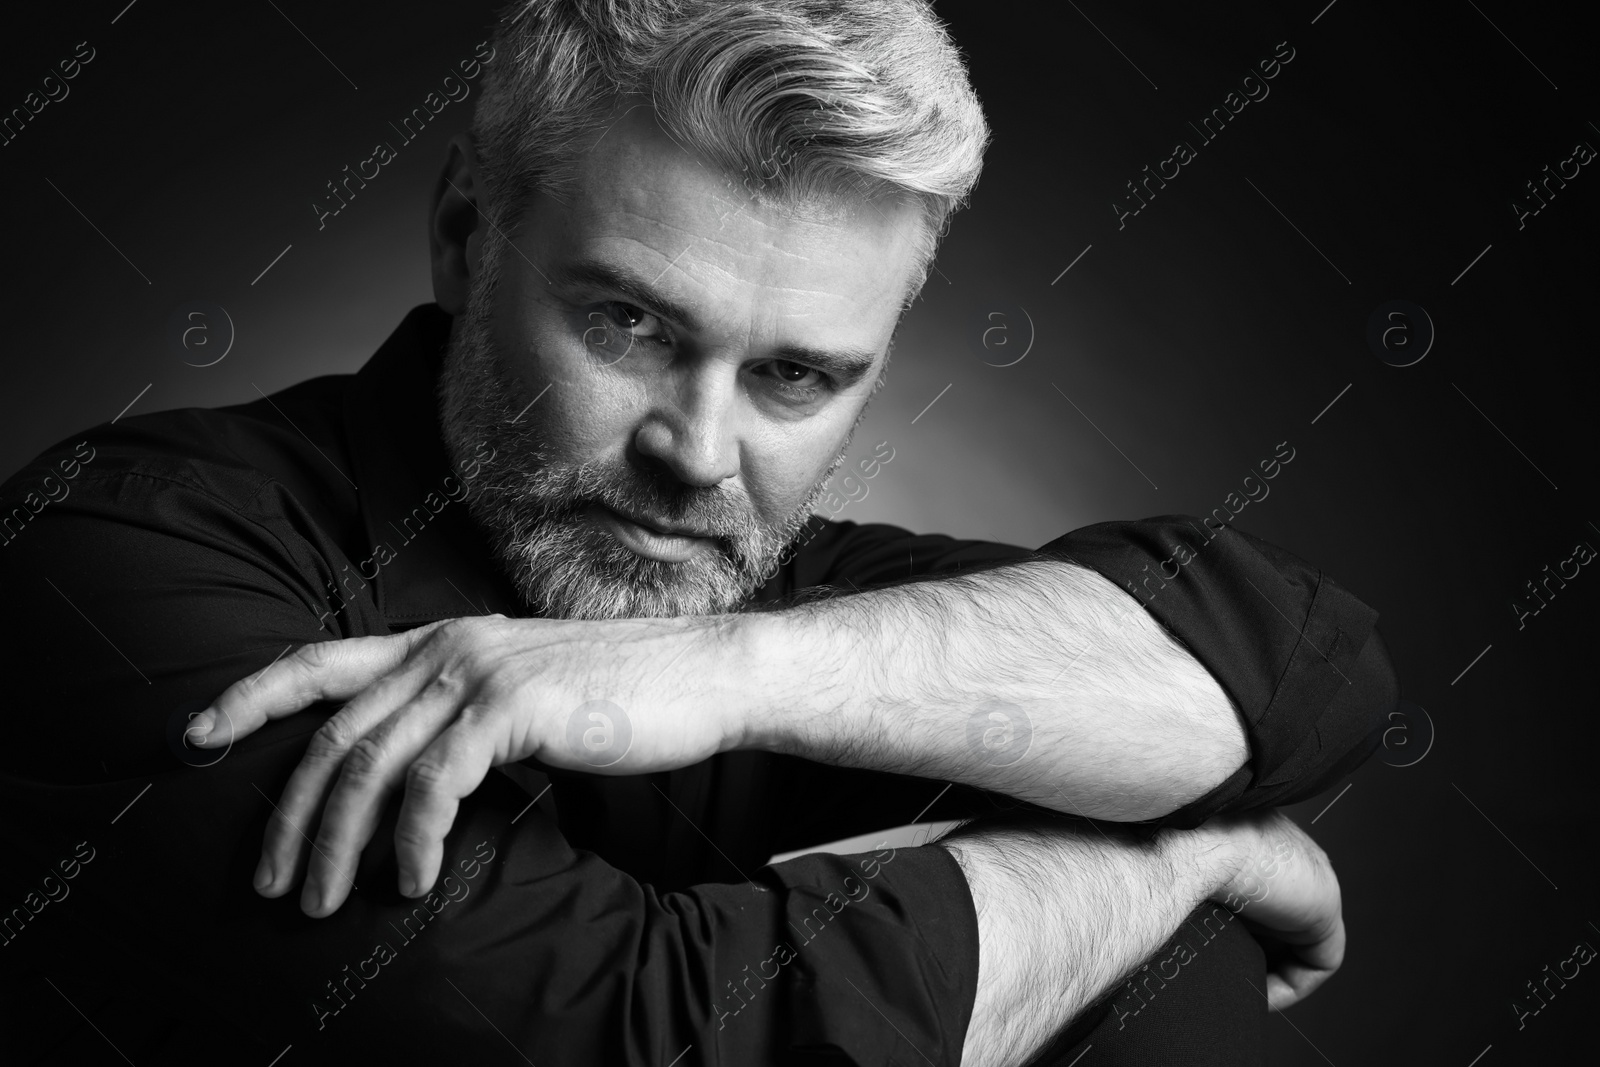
[550,260,703,332]
[547,258,884,389]
[768,341,881,389]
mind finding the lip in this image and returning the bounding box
[588,504,715,563]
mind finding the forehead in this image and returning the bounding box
[519,108,925,341]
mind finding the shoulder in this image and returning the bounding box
[0,375,357,553]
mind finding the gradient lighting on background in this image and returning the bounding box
[2,3,1595,1064]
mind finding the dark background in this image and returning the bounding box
[2,1,1595,1063]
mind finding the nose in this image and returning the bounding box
[631,363,741,488]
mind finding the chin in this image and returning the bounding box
[496,516,765,620]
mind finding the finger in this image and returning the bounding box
[299,679,471,917]
[1265,961,1332,1011]
[256,661,439,898]
[392,709,500,899]
[1265,970,1299,1010]
[1263,923,1344,1010]
[195,624,446,746]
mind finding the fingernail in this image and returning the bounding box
[398,872,416,897]
[301,882,323,915]
[188,710,215,743]
[253,857,274,892]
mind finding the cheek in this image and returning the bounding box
[543,373,642,461]
[744,423,853,520]
[494,291,640,459]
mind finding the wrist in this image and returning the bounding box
[591,612,765,761]
[672,611,767,755]
[730,596,876,757]
[1153,817,1250,907]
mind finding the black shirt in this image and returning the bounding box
[0,305,1396,1065]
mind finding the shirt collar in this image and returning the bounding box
[341,304,526,627]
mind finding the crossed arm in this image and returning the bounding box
[185,553,1353,1058]
[194,556,1247,911]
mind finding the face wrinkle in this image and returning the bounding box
[438,234,864,620]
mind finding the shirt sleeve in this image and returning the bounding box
[791,513,1399,830]
[1035,516,1397,827]
[0,458,975,1066]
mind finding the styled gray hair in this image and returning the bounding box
[470,0,990,294]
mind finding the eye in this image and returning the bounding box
[601,301,665,340]
[756,359,826,391]
[582,302,669,365]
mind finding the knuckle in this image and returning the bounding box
[392,821,435,856]
[312,824,344,859]
[422,671,464,700]
[447,650,495,690]
[342,736,390,782]
[405,757,451,797]
[307,715,360,761]
[436,617,479,645]
[456,701,492,730]
[294,639,342,673]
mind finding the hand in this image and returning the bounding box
[1203,809,1345,1011]
[191,614,746,917]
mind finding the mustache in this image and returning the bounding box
[478,451,771,560]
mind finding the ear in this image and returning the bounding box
[429,132,487,315]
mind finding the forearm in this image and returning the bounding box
[939,816,1240,1067]
[739,558,1247,820]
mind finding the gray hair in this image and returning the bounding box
[470,0,990,294]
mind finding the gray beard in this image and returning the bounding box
[436,269,855,620]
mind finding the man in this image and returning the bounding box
[0,1,1394,1064]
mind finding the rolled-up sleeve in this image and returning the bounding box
[1037,515,1399,828]
[787,512,1400,831]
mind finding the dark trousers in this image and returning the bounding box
[1037,901,1268,1066]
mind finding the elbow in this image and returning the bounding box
[1164,673,1251,817]
[1105,672,1250,823]
[1139,739,1248,822]
[1091,727,1248,823]
[1116,630,1401,827]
